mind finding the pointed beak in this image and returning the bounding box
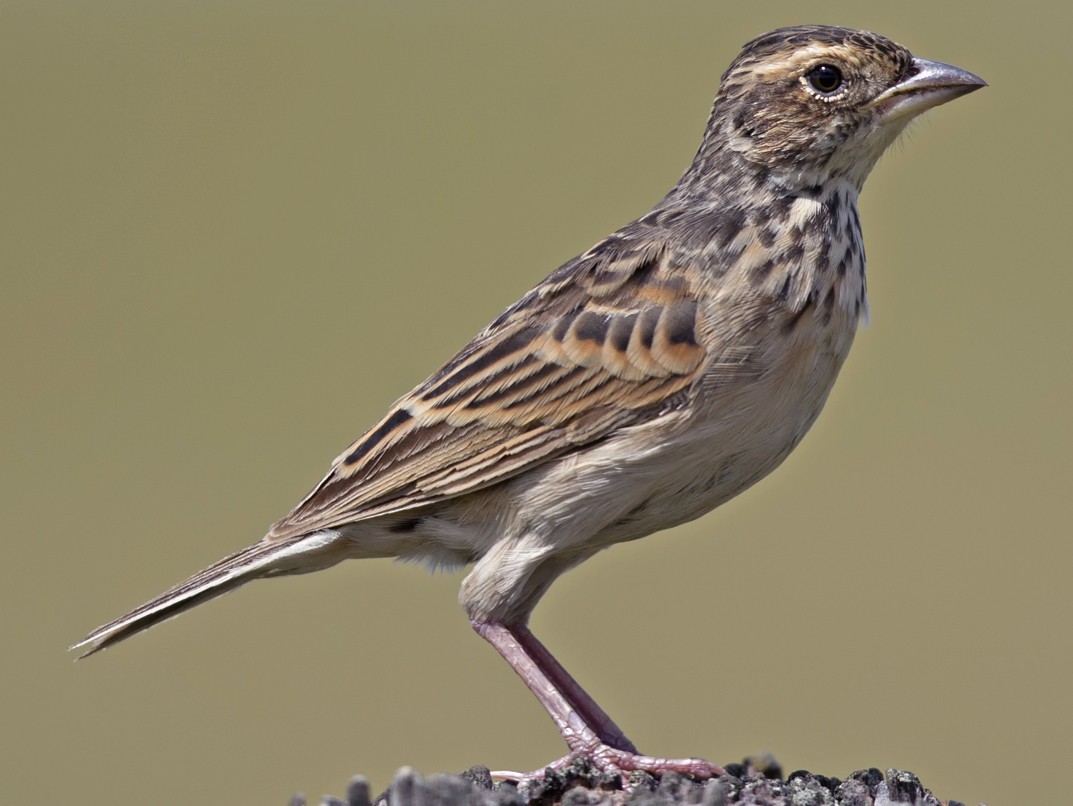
[867,57,986,123]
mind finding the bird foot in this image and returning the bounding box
[492,747,724,786]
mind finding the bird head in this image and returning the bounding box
[703,26,985,192]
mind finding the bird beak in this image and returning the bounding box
[868,57,986,123]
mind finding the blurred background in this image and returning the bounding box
[3,2,1070,804]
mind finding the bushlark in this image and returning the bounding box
[75,25,984,780]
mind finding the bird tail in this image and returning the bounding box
[70,531,345,659]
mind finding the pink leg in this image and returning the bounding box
[472,620,724,782]
[491,622,636,751]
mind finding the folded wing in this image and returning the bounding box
[268,233,712,540]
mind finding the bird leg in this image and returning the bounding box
[471,621,724,782]
[477,621,636,750]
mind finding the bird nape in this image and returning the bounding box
[73,25,984,782]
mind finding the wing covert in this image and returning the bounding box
[268,232,710,539]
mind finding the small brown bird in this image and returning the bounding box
[75,26,983,780]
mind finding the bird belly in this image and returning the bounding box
[387,309,858,623]
[587,313,858,544]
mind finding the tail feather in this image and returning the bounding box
[71,531,343,658]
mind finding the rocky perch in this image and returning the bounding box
[290,756,984,806]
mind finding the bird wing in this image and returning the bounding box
[267,231,714,539]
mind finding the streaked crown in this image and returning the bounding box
[697,26,920,189]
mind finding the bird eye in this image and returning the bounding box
[806,64,843,94]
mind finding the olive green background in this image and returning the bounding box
[4,2,1070,804]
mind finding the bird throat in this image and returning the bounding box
[718,178,868,329]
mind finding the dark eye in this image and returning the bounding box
[806,64,843,94]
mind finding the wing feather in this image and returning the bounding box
[267,233,711,540]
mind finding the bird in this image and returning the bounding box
[74,25,984,781]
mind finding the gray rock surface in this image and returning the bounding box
[289,756,984,806]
